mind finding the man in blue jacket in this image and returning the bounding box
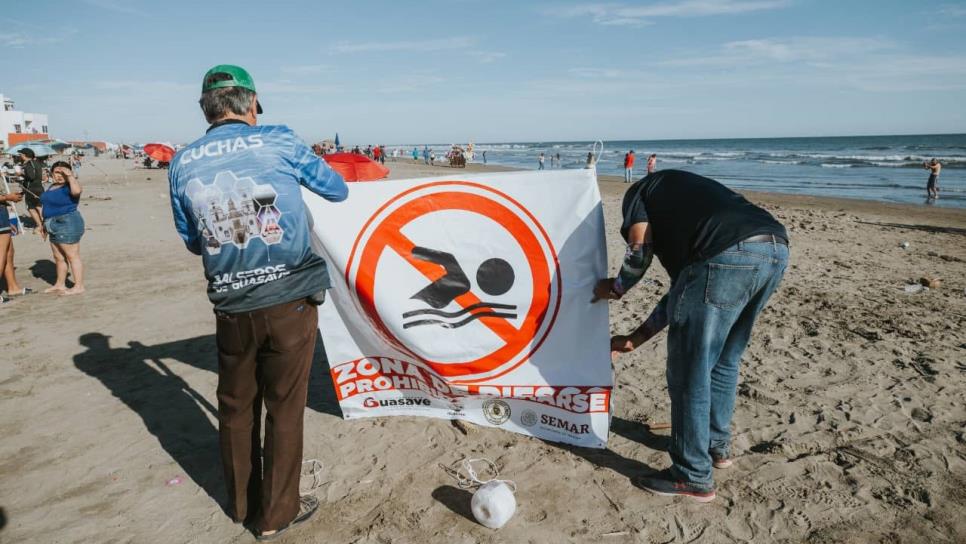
[169,65,348,540]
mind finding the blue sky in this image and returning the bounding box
[2,0,965,144]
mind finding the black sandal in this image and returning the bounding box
[254,495,319,541]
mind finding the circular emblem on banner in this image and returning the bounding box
[346,181,561,383]
[520,409,538,428]
[483,399,512,425]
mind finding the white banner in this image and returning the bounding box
[305,169,612,448]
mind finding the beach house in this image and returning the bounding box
[0,94,49,150]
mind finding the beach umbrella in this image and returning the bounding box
[322,152,389,182]
[144,143,175,162]
[6,142,58,157]
[41,139,72,150]
[334,133,340,147]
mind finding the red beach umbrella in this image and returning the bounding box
[144,143,175,162]
[322,152,389,182]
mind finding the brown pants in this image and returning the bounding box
[215,297,318,532]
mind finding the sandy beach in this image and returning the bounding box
[1,156,964,543]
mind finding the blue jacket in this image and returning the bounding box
[169,121,348,313]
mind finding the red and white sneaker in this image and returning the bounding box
[636,469,716,503]
[712,454,733,469]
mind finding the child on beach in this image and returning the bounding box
[40,161,86,295]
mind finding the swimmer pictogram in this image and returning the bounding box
[403,247,517,329]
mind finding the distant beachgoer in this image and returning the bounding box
[423,146,430,164]
[924,158,941,199]
[169,64,348,540]
[555,153,561,168]
[586,151,596,169]
[40,161,86,295]
[71,154,82,178]
[430,151,436,165]
[18,148,44,232]
[412,147,419,161]
[482,150,487,164]
[538,152,545,170]
[0,182,25,303]
[372,145,381,163]
[624,150,635,183]
[597,169,788,503]
[647,153,657,174]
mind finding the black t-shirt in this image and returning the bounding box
[22,159,44,188]
[620,169,787,281]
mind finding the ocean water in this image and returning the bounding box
[408,134,966,208]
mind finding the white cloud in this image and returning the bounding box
[94,80,195,92]
[940,4,966,17]
[332,37,475,53]
[0,26,77,48]
[568,67,626,78]
[650,36,966,92]
[470,51,507,63]
[0,32,28,47]
[259,81,339,94]
[556,0,790,26]
[279,64,330,75]
[81,0,147,16]
[659,36,892,66]
[821,54,966,92]
[375,75,446,94]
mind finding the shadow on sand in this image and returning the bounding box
[73,333,226,510]
[29,259,72,288]
[857,220,966,236]
[72,332,343,512]
[431,485,476,523]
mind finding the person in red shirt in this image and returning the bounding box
[372,145,381,162]
[647,153,657,174]
[624,150,636,183]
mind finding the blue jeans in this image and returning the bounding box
[664,240,788,486]
[44,209,86,244]
[625,168,633,182]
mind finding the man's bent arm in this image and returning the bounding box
[631,294,668,344]
[286,130,349,202]
[612,222,654,296]
[168,170,202,255]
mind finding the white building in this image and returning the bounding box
[0,94,49,150]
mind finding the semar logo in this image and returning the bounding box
[519,409,538,428]
[363,397,431,409]
[541,414,590,435]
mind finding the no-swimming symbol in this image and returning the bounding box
[404,247,517,329]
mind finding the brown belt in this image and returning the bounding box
[743,233,788,245]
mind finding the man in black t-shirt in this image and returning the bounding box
[18,149,46,233]
[592,169,789,502]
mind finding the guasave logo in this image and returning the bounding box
[363,397,431,409]
[482,399,512,425]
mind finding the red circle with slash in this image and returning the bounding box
[346,181,561,383]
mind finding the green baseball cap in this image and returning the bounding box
[201,64,263,114]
